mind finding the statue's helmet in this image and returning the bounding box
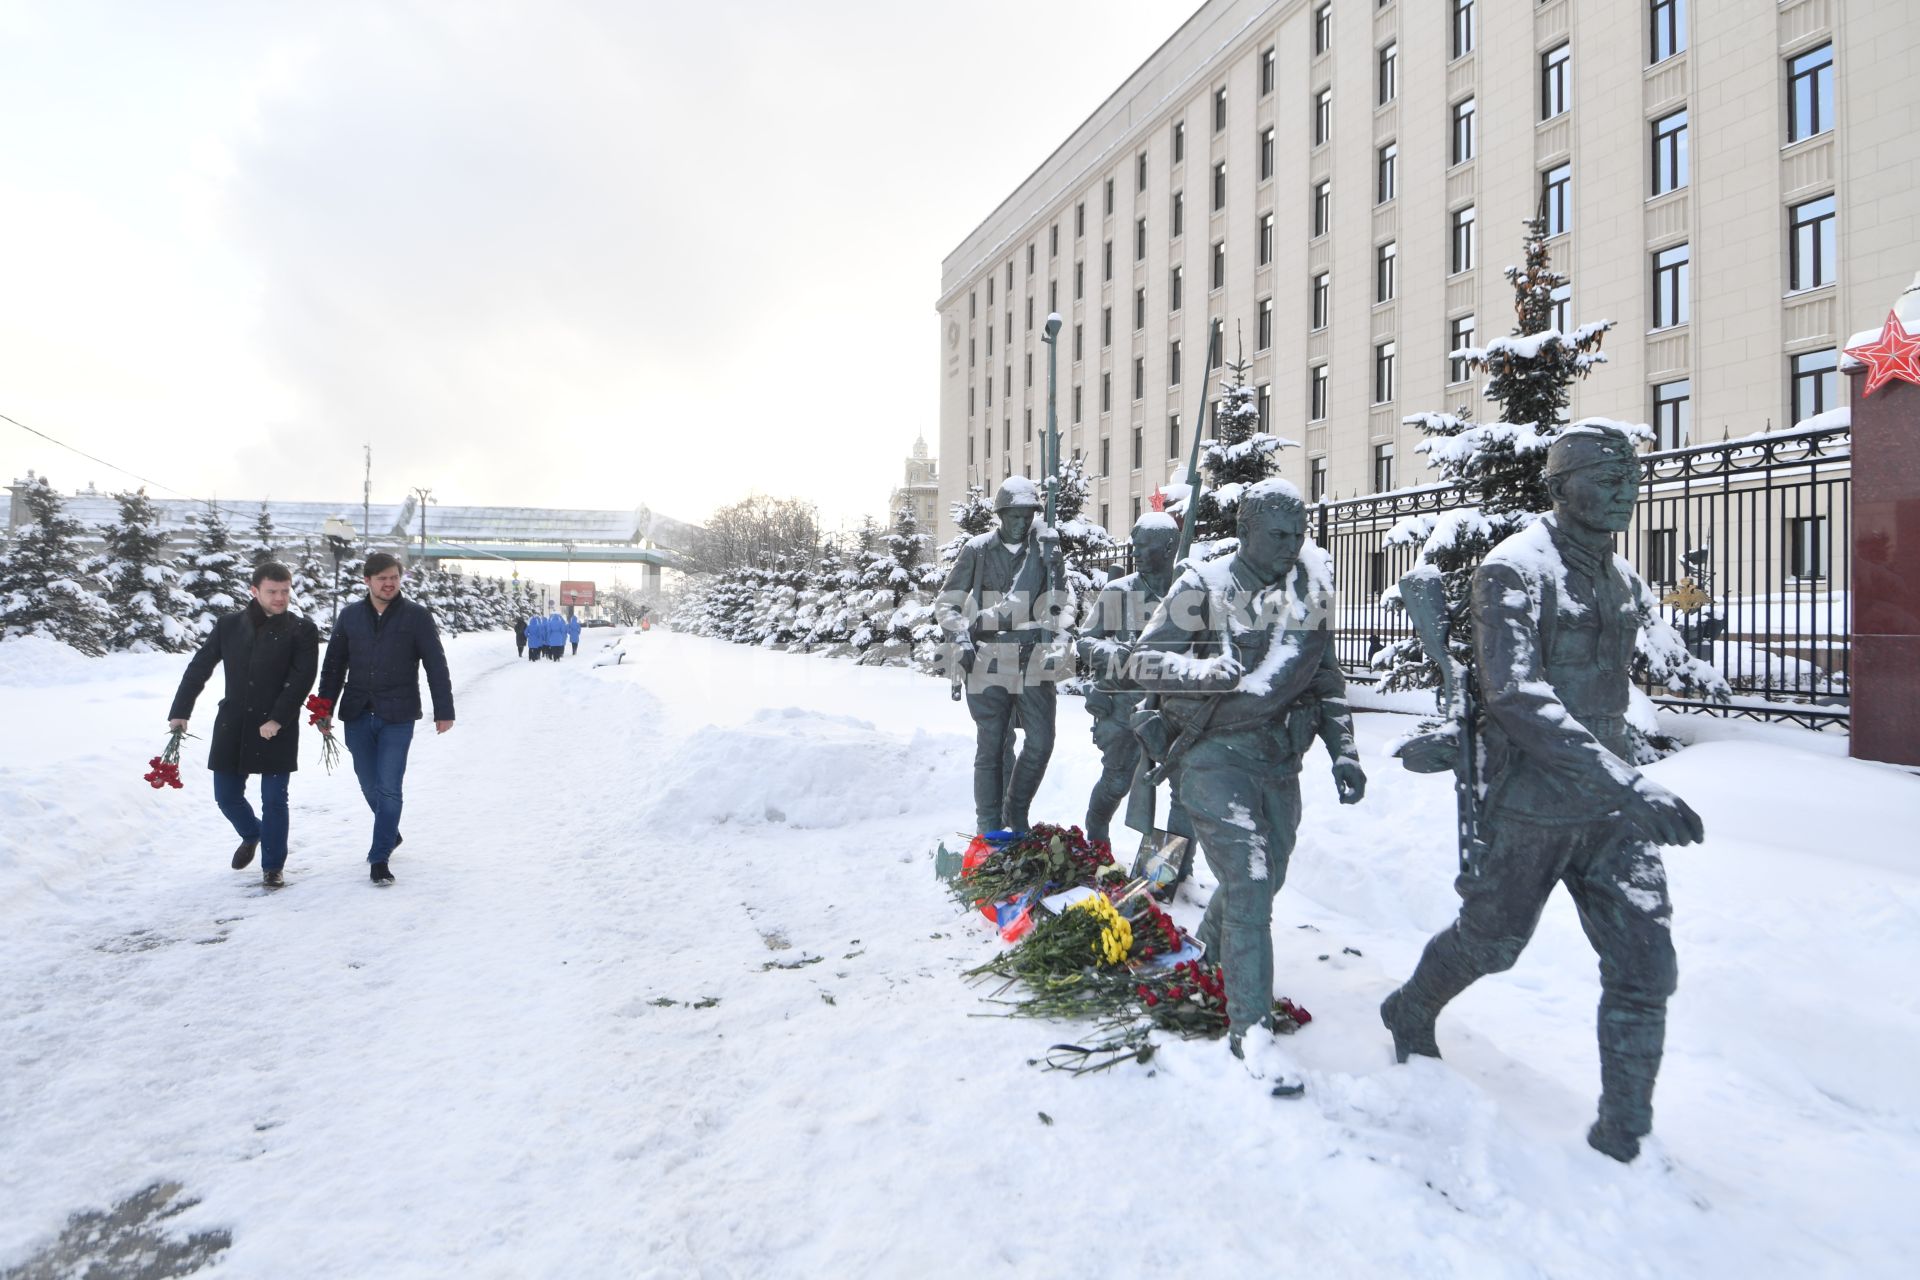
[1545,423,1637,478]
[993,475,1042,513]
[1237,477,1308,534]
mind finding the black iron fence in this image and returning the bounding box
[1084,424,1852,729]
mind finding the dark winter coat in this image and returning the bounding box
[317,594,456,724]
[169,602,321,775]
[514,616,527,646]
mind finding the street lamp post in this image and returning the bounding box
[323,516,356,627]
[1041,312,1063,523]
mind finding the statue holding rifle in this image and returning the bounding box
[1380,424,1706,1162]
[1126,480,1365,1063]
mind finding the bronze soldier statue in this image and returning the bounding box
[1380,424,1706,1162]
[1129,480,1364,1056]
[1075,512,1190,858]
[935,476,1069,835]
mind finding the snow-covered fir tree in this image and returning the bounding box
[95,488,195,652]
[1047,452,1113,609]
[0,474,112,654]
[880,506,944,661]
[938,484,994,570]
[242,503,280,571]
[176,504,250,636]
[1189,354,1298,545]
[1376,217,1724,756]
[286,540,330,623]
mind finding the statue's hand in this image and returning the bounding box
[1198,652,1243,689]
[1332,759,1367,804]
[1622,780,1704,847]
[957,644,976,674]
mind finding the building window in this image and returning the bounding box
[1027,244,1035,275]
[1208,318,1224,370]
[1050,224,1059,258]
[1378,42,1397,105]
[1104,177,1115,216]
[1651,109,1688,195]
[1261,46,1276,96]
[986,324,993,356]
[1452,97,1476,165]
[1213,86,1227,133]
[1048,280,1058,312]
[1313,3,1331,55]
[1073,323,1083,362]
[1212,240,1226,291]
[1257,212,1274,266]
[1170,339,1183,386]
[1449,313,1476,383]
[1650,0,1686,63]
[1173,119,1186,164]
[1136,217,1147,261]
[1102,240,1113,282]
[1313,181,1332,237]
[1172,191,1184,238]
[1787,515,1829,580]
[1075,203,1085,238]
[1134,287,1146,330]
[1006,261,1013,290]
[1376,240,1398,303]
[1310,364,1329,421]
[1171,265,1184,313]
[1101,306,1112,348]
[1137,150,1149,193]
[1789,195,1836,291]
[1310,456,1328,501]
[1452,0,1475,59]
[1025,407,1032,440]
[1131,495,1143,524]
[968,336,976,368]
[1645,528,1678,584]
[1373,441,1396,491]
[1258,296,1273,350]
[1549,283,1571,332]
[1099,435,1109,473]
[1212,161,1227,212]
[1101,370,1112,413]
[1653,378,1690,449]
[1257,383,1272,432]
[1312,272,1330,330]
[1169,414,1181,458]
[1542,43,1571,120]
[1652,243,1690,328]
[1026,297,1034,330]
[1025,352,1033,387]
[1790,348,1837,424]
[1374,341,1397,403]
[1451,205,1476,274]
[1260,126,1275,181]
[969,292,976,320]
[1004,365,1011,396]
[1133,356,1145,400]
[1542,162,1571,236]
[1314,87,1333,146]
[985,375,992,407]
[967,428,974,458]
[1072,384,1082,424]
[987,277,994,307]
[1377,142,1398,204]
[1074,260,1085,301]
[1132,425,1144,470]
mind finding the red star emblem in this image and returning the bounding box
[1844,309,1920,398]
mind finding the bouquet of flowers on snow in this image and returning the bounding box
[143,725,191,790]
[952,824,1125,922]
[304,695,341,773]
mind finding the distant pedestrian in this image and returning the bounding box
[514,614,527,658]
[313,553,455,887]
[526,613,545,662]
[567,612,582,655]
[547,610,565,660]
[167,561,320,889]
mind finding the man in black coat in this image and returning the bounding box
[314,552,456,887]
[168,561,321,889]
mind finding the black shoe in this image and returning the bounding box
[1380,987,1442,1063]
[232,840,258,870]
[261,868,285,889]
[371,861,394,886]
[1587,1119,1643,1163]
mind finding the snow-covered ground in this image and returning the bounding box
[2,629,1917,1278]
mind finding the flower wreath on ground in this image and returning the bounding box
[950,822,1311,1074]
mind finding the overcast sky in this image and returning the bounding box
[0,0,1189,536]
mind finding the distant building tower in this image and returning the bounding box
[889,433,940,530]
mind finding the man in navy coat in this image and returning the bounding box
[315,553,455,886]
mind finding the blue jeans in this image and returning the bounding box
[212,771,290,873]
[344,713,415,863]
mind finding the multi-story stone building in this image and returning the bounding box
[935,0,1916,543]
[888,434,941,532]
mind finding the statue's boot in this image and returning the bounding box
[1084,768,1128,845]
[1588,991,1666,1162]
[1381,924,1482,1062]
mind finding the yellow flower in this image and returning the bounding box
[1069,896,1133,967]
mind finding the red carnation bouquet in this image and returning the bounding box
[144,726,190,790]
[305,695,341,773]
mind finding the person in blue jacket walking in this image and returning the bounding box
[314,552,456,887]
[526,612,545,662]
[567,612,583,655]
[547,610,566,661]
